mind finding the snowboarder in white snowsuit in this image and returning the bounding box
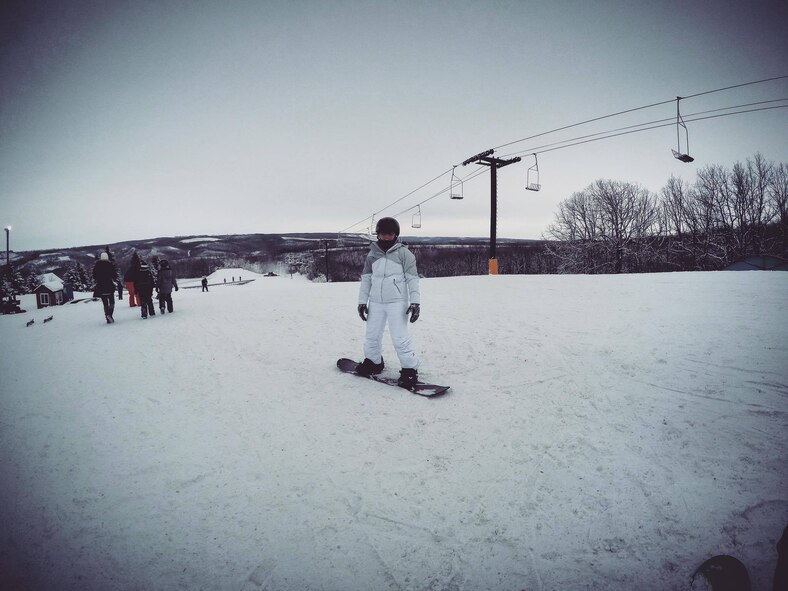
[357,217,421,388]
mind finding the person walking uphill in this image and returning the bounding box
[132,258,156,318]
[124,252,142,307]
[93,252,118,323]
[156,259,178,314]
[356,217,421,388]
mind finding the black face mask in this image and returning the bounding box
[377,238,397,251]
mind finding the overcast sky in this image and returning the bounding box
[2,0,787,252]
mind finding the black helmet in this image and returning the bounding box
[375,217,400,237]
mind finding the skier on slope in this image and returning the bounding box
[356,217,421,388]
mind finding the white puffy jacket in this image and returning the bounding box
[358,242,420,305]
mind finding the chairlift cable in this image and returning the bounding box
[390,167,489,220]
[499,100,788,160]
[337,168,453,235]
[681,75,788,101]
[494,75,788,152]
[505,104,788,158]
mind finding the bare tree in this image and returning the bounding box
[546,180,659,273]
[545,190,603,273]
[768,162,788,257]
[592,180,659,272]
[660,176,700,269]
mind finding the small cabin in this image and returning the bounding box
[34,274,67,308]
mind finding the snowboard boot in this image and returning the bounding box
[398,368,418,389]
[356,357,384,376]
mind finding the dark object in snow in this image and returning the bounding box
[691,555,750,591]
[336,358,449,397]
[26,319,35,327]
[1,296,24,314]
[43,316,53,323]
[775,524,788,591]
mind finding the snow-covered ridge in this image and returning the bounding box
[180,236,220,243]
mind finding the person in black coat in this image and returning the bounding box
[133,259,156,319]
[156,259,178,313]
[92,252,117,323]
[124,252,142,307]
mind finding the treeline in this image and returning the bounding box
[545,153,787,273]
[307,242,553,281]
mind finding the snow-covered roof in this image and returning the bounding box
[38,279,64,292]
[37,272,64,292]
[40,272,62,284]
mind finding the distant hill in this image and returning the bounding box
[7,233,544,285]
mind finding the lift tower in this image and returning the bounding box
[462,149,521,274]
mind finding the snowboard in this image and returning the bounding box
[336,358,450,397]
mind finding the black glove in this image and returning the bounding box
[358,304,368,321]
[407,303,420,323]
[175,286,179,291]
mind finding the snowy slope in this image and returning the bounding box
[1,271,786,591]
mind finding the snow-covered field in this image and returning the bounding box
[1,269,786,591]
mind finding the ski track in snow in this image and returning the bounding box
[0,269,786,591]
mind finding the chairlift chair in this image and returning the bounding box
[450,166,464,199]
[412,205,422,229]
[672,96,695,163]
[525,153,541,191]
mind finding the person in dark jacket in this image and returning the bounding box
[92,252,117,323]
[104,246,124,302]
[133,258,156,318]
[201,276,208,292]
[124,252,142,307]
[156,259,178,313]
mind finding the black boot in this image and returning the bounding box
[398,368,418,388]
[356,357,384,376]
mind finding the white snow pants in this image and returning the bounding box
[363,301,420,369]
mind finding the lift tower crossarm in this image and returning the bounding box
[461,148,495,166]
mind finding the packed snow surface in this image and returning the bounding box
[1,270,786,591]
